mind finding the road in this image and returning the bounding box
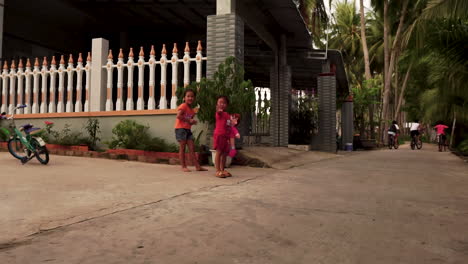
[0,144,467,264]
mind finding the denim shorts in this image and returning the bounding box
[175,128,193,142]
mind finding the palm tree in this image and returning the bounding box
[299,0,329,37]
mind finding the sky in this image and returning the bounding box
[324,0,373,14]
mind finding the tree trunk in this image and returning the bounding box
[394,51,399,114]
[450,111,456,148]
[381,0,389,143]
[394,63,412,120]
[381,0,409,142]
[359,0,374,139]
[383,0,389,89]
[360,0,372,81]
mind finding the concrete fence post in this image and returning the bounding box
[90,38,109,112]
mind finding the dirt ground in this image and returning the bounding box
[0,144,467,264]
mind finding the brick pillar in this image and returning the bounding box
[269,36,290,147]
[207,13,244,78]
[270,66,278,146]
[278,65,291,147]
[318,73,337,152]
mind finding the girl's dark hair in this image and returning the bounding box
[184,88,196,97]
[217,95,229,105]
[392,120,397,124]
[232,113,241,127]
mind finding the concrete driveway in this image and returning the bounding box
[0,144,467,264]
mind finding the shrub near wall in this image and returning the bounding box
[105,120,207,165]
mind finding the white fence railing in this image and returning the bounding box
[0,39,207,115]
[0,54,91,114]
[104,41,206,111]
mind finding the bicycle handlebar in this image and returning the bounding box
[7,104,28,120]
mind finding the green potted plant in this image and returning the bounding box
[177,56,256,166]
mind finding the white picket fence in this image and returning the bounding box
[0,39,207,115]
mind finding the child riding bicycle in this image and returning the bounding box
[434,122,448,151]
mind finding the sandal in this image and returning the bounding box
[222,170,232,177]
[215,171,226,178]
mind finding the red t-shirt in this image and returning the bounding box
[174,103,195,129]
[434,124,448,135]
[214,111,230,136]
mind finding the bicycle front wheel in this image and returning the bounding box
[31,138,49,165]
[8,137,29,160]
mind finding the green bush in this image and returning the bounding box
[84,118,101,150]
[398,134,411,145]
[177,57,255,125]
[0,128,9,141]
[37,123,89,146]
[106,120,178,152]
[107,120,151,150]
[457,139,468,153]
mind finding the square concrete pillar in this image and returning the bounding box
[270,64,291,147]
[90,38,109,112]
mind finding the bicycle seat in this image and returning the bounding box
[20,124,40,134]
[20,124,33,130]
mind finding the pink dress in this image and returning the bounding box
[213,112,231,154]
[230,126,239,139]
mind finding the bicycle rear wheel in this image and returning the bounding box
[438,135,443,152]
[8,137,29,160]
[388,136,393,149]
[394,139,399,149]
[31,138,49,165]
[416,139,422,149]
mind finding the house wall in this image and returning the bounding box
[13,114,208,149]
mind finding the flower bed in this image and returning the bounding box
[106,149,206,166]
[0,142,207,166]
[46,144,89,152]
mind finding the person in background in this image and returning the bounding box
[228,113,241,158]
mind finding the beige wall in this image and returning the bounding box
[15,114,208,149]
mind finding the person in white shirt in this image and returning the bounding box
[410,120,421,140]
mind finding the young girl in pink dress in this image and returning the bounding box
[213,96,232,178]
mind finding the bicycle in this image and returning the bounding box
[388,134,399,149]
[410,134,423,150]
[4,105,50,164]
[437,134,447,152]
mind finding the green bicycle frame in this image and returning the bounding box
[11,127,35,151]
